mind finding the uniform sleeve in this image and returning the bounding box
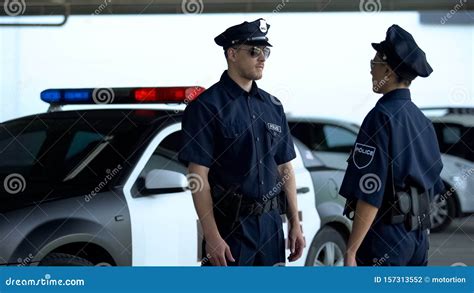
[339,109,391,209]
[178,100,215,168]
[274,110,297,165]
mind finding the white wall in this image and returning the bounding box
[0,12,472,123]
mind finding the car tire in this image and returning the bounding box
[305,225,346,266]
[430,192,455,233]
[38,253,93,266]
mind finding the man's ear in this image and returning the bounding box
[227,47,237,62]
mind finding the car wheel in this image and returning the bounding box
[430,192,455,233]
[305,226,346,266]
[38,253,93,266]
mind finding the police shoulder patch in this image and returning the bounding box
[353,143,376,169]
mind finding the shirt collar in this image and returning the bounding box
[220,70,263,100]
[378,88,411,103]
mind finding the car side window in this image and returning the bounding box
[442,126,462,144]
[140,130,187,178]
[322,125,357,153]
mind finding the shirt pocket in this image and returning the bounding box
[265,122,282,145]
[221,122,248,139]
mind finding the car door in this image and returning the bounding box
[123,123,199,266]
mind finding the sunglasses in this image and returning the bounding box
[370,59,387,69]
[234,46,271,59]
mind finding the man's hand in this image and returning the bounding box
[205,234,235,266]
[287,223,305,262]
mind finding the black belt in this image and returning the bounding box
[239,197,279,216]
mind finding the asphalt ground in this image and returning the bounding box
[428,216,474,266]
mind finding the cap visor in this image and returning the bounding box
[371,42,382,52]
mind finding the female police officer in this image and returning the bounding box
[179,19,305,266]
[340,25,445,266]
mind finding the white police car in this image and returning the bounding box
[288,114,474,235]
[0,87,321,266]
[421,107,474,232]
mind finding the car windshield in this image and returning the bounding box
[0,111,152,197]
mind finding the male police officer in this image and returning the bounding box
[340,25,445,266]
[178,19,305,266]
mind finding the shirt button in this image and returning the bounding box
[259,160,263,164]
[256,137,260,142]
[252,114,256,119]
[260,181,264,185]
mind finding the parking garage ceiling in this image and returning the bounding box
[0,0,472,16]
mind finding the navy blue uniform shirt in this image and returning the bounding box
[339,88,444,208]
[179,71,296,201]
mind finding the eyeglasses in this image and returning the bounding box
[370,59,387,69]
[234,46,271,59]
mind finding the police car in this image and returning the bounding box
[288,114,474,236]
[421,107,474,232]
[0,87,322,266]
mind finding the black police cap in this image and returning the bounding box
[372,25,433,80]
[214,18,272,49]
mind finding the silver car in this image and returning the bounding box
[288,114,474,238]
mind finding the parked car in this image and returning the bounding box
[0,87,323,266]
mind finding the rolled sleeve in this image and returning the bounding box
[178,100,215,168]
